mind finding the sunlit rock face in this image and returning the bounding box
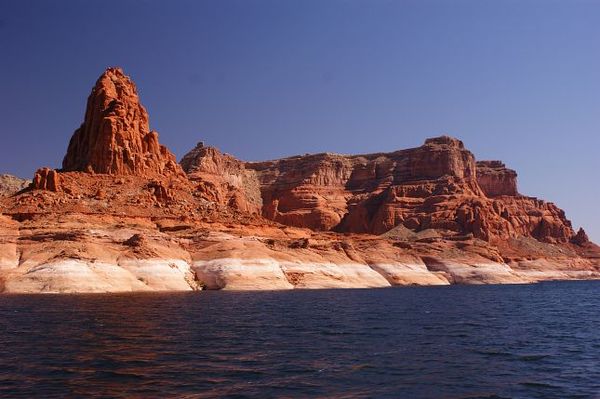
[476,160,518,197]
[1,67,598,294]
[239,136,575,244]
[180,142,263,215]
[243,136,479,232]
[62,67,183,177]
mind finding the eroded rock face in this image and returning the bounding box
[32,168,61,192]
[410,136,478,181]
[62,67,183,177]
[1,67,598,294]
[242,136,575,243]
[245,136,480,231]
[476,161,518,197]
[0,215,19,270]
[180,142,262,214]
[246,153,355,230]
[571,228,590,246]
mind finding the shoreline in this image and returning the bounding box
[2,277,599,296]
[2,256,599,294]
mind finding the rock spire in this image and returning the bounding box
[62,67,182,176]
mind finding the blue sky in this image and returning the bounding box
[1,0,599,240]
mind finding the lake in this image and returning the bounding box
[1,282,599,398]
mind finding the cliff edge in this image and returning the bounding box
[0,68,598,293]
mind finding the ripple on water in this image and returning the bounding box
[0,281,599,398]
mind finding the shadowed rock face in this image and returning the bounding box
[62,68,183,177]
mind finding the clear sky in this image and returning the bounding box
[1,0,599,240]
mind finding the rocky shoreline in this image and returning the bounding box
[1,212,598,294]
[1,68,598,293]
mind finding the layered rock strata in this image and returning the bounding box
[0,67,598,293]
[476,160,518,197]
[180,142,262,214]
[225,137,576,244]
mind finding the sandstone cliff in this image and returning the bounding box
[0,67,598,293]
[226,136,576,244]
[476,160,518,197]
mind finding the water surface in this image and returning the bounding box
[1,282,599,398]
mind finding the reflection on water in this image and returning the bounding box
[1,282,599,398]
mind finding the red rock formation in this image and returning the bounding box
[180,142,262,214]
[571,228,590,246]
[2,67,598,293]
[32,168,61,192]
[245,136,479,231]
[62,67,183,177]
[147,180,174,203]
[248,153,355,230]
[476,160,518,197]
[408,136,478,181]
[244,136,576,243]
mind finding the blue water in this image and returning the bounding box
[0,281,599,398]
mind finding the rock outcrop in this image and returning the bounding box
[32,168,61,192]
[571,228,590,246]
[241,136,481,231]
[239,136,574,244]
[1,67,598,294]
[62,67,183,177]
[476,160,518,197]
[0,174,30,197]
[180,142,262,214]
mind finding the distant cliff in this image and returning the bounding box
[0,174,30,197]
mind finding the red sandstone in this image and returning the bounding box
[0,67,597,293]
